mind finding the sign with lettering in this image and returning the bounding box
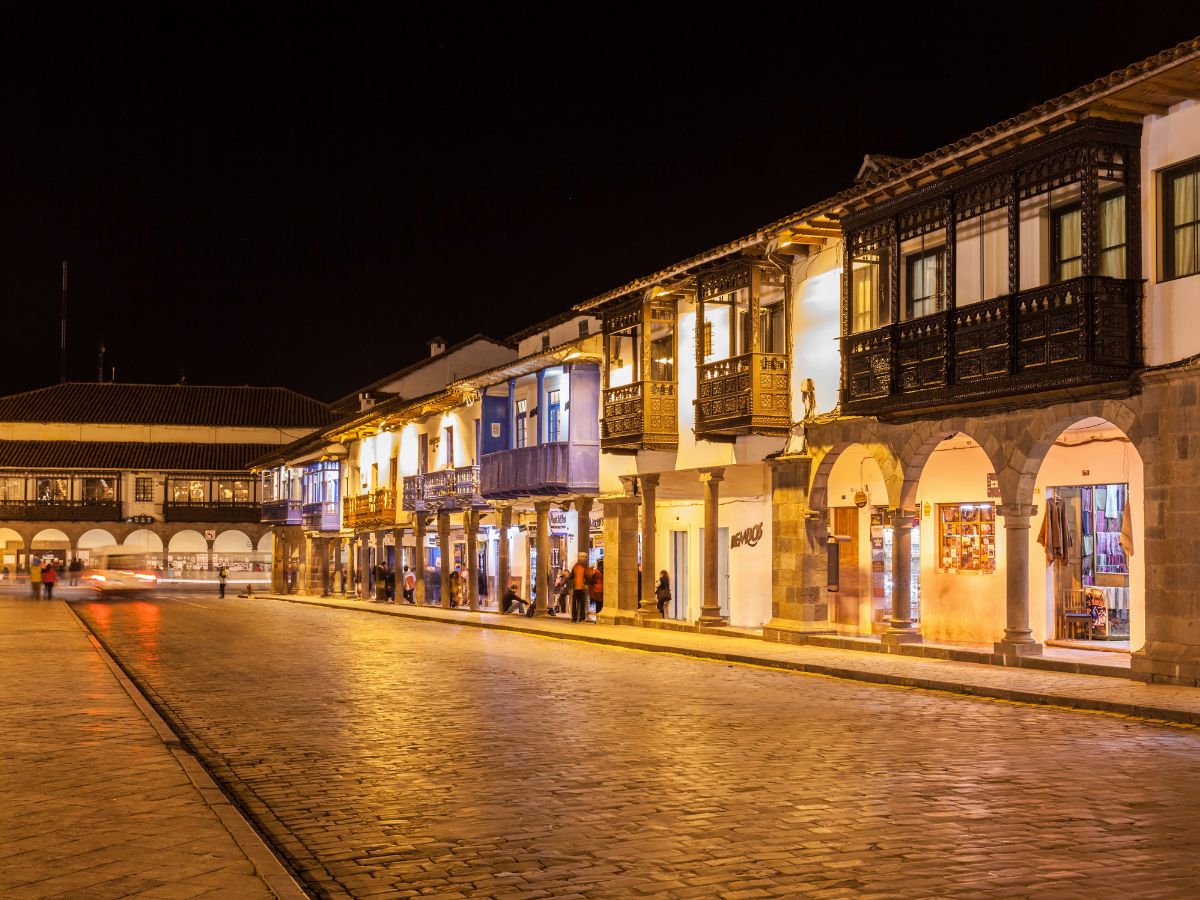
[549,510,570,534]
[730,522,763,549]
[986,473,1000,498]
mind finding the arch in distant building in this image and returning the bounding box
[168,530,208,553]
[77,528,118,551]
[123,529,165,553]
[213,530,252,553]
[256,532,274,553]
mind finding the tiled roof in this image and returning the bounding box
[0,441,278,472]
[0,383,336,428]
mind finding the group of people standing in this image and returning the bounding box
[24,558,82,598]
[360,562,418,605]
[548,554,604,622]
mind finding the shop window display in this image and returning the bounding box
[938,503,996,573]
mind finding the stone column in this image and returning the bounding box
[762,454,833,643]
[882,508,921,646]
[533,500,551,615]
[497,504,511,607]
[995,503,1042,657]
[597,495,640,625]
[698,468,726,626]
[334,537,344,595]
[465,509,480,611]
[413,516,427,604]
[437,510,452,609]
[637,475,661,621]
[206,538,215,573]
[319,538,331,596]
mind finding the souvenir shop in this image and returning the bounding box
[1040,483,1132,642]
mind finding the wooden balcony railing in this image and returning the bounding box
[842,276,1141,416]
[261,499,302,525]
[401,475,424,512]
[0,499,122,522]
[602,380,678,451]
[341,488,396,530]
[420,466,484,510]
[164,501,259,523]
[301,500,340,532]
[481,442,600,499]
[695,351,791,438]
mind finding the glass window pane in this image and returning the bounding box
[1177,223,1198,278]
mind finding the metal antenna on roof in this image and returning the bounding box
[59,261,68,384]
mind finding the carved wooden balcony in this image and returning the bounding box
[481,442,600,499]
[842,275,1141,417]
[261,499,302,525]
[164,501,259,523]
[401,475,424,512]
[301,500,340,532]
[0,499,123,522]
[695,351,792,438]
[421,466,484,510]
[341,488,395,530]
[602,381,678,451]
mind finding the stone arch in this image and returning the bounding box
[31,527,70,547]
[809,427,906,512]
[896,418,1006,509]
[168,529,208,553]
[77,528,118,551]
[123,529,164,552]
[1010,398,1145,506]
[256,532,274,553]
[212,529,252,552]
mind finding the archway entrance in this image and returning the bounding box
[31,528,71,567]
[0,527,23,575]
[76,528,119,565]
[1030,417,1144,650]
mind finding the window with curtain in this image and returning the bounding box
[1099,193,1127,278]
[515,400,527,449]
[36,477,69,501]
[851,259,886,333]
[82,477,116,501]
[0,477,23,502]
[217,480,250,503]
[1164,159,1200,280]
[1053,205,1082,282]
[905,248,946,319]
[649,330,674,381]
[759,302,786,354]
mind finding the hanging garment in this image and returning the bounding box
[1037,496,1072,563]
[1119,498,1135,558]
[1082,535,1093,558]
[1107,484,1122,520]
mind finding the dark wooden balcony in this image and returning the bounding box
[602,381,678,451]
[164,501,259,523]
[401,475,424,512]
[481,442,599,499]
[695,351,791,438]
[261,499,302,525]
[422,466,484,510]
[0,499,122,522]
[842,276,1141,417]
[301,500,340,532]
[342,489,396,530]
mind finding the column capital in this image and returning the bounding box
[699,467,726,484]
[997,503,1038,522]
[639,473,661,490]
[619,475,638,496]
[533,499,553,513]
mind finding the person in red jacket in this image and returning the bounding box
[588,558,604,620]
[42,561,58,599]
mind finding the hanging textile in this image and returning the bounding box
[1037,496,1072,563]
[1119,497,1135,558]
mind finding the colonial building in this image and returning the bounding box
[0,381,334,582]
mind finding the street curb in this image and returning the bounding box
[64,602,310,900]
[261,593,1200,728]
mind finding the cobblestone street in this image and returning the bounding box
[74,592,1200,899]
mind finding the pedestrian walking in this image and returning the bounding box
[569,553,591,623]
[29,558,43,599]
[218,565,229,598]
[42,562,57,599]
[69,558,81,586]
[655,570,671,617]
[402,565,416,604]
[589,558,604,620]
[449,565,462,607]
[385,567,395,603]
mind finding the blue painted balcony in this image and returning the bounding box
[261,499,302,525]
[480,442,599,499]
[301,500,340,532]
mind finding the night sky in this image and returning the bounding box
[2,7,1197,402]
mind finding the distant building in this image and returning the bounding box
[0,382,334,584]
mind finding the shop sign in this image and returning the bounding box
[549,510,570,535]
[730,522,763,549]
[203,529,216,541]
[986,473,1000,498]
[590,513,603,533]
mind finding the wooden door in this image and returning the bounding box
[832,507,861,627]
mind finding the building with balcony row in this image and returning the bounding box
[256,38,1200,687]
[0,381,335,582]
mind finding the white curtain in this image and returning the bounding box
[1099,194,1126,278]
[1175,171,1197,277]
[1057,208,1082,279]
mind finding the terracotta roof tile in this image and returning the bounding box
[0,441,278,472]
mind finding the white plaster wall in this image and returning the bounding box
[1027,431,1145,648]
[913,438,1003,644]
[515,316,601,357]
[1143,100,1200,366]
[791,244,842,417]
[375,341,515,398]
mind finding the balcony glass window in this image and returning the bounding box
[135,477,154,501]
[173,480,205,503]
[1099,192,1127,278]
[758,302,786,354]
[702,293,736,361]
[443,426,454,468]
[955,208,1008,306]
[649,325,674,381]
[851,250,889,333]
[0,477,23,501]
[1163,159,1199,280]
[905,247,946,320]
[82,477,116,502]
[35,477,69,501]
[217,480,250,504]
[515,399,528,449]
[1053,205,1083,282]
[607,329,640,387]
[546,389,561,442]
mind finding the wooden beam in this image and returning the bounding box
[1148,74,1200,96]
[1097,96,1172,116]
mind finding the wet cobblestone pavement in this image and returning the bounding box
[74,592,1200,898]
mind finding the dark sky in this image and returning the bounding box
[1,6,1197,401]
